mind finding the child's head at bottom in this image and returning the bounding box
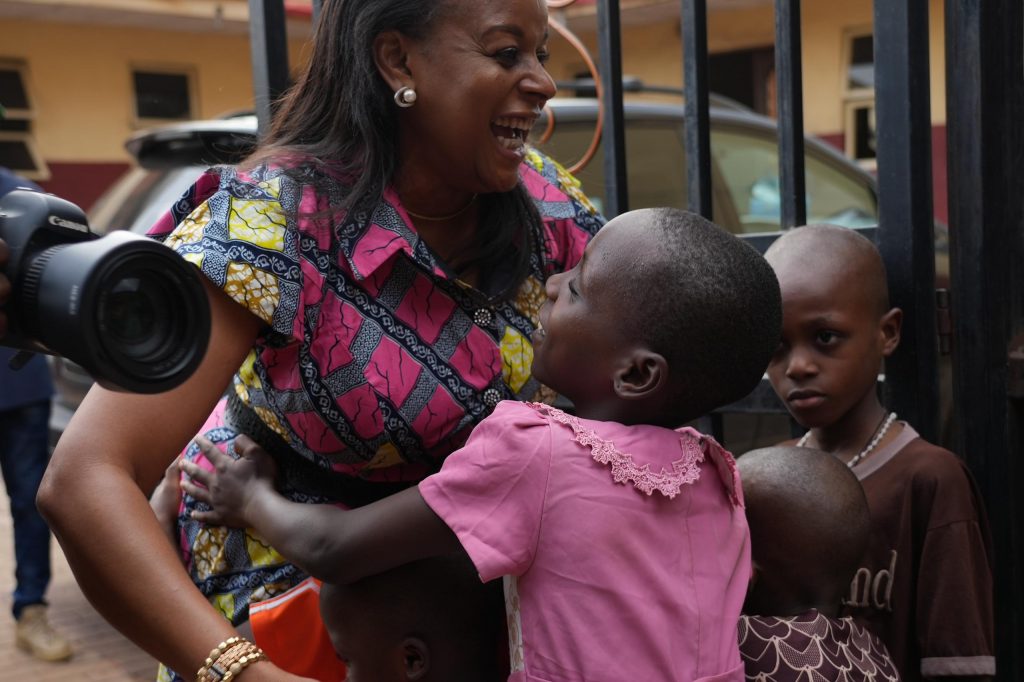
[319,552,504,682]
[532,207,781,427]
[737,445,870,617]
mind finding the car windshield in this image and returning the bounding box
[88,165,207,236]
[532,113,878,233]
[534,120,689,219]
[710,127,878,230]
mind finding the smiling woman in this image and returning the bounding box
[36,0,603,681]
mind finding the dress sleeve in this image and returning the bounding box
[419,401,553,581]
[521,149,605,274]
[146,165,306,342]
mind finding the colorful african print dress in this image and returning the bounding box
[146,150,602,679]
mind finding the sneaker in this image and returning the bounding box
[15,605,73,662]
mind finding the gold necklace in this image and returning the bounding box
[405,194,478,222]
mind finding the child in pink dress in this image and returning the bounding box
[183,207,783,682]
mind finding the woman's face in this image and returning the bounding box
[399,0,556,195]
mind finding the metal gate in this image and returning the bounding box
[247,0,1023,676]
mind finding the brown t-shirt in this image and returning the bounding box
[841,424,995,680]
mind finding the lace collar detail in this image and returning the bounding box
[528,402,715,500]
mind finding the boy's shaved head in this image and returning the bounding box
[765,224,890,316]
[738,445,870,616]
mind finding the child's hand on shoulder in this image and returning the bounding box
[181,435,278,528]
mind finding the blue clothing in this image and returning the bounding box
[0,167,54,618]
[0,168,54,409]
[0,349,54,410]
[0,165,40,196]
[0,401,52,617]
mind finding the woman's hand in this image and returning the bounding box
[181,435,278,528]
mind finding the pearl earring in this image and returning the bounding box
[393,86,417,108]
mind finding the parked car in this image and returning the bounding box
[48,98,883,450]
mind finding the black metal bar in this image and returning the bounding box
[595,0,628,216]
[248,0,290,137]
[680,0,712,219]
[872,0,939,441]
[773,0,806,228]
[946,0,1024,676]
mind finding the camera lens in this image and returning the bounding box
[98,263,174,362]
[19,231,210,393]
[105,279,161,347]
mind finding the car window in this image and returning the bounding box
[710,127,878,232]
[533,120,689,216]
[89,165,207,235]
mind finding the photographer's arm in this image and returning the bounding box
[36,278,309,681]
[182,436,463,585]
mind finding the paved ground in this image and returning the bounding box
[0,489,159,681]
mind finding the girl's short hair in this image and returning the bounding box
[621,209,782,420]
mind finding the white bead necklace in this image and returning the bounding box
[796,411,898,468]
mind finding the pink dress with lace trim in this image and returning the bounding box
[528,402,743,505]
[420,400,750,682]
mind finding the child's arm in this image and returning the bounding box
[149,455,184,549]
[180,436,463,584]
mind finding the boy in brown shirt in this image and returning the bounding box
[764,225,994,681]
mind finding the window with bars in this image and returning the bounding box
[132,68,194,122]
[0,59,48,180]
[842,32,877,166]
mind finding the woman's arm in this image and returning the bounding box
[183,436,463,585]
[37,279,308,681]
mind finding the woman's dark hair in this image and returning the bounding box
[246,0,544,300]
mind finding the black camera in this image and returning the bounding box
[0,189,210,393]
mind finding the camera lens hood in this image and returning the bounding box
[25,231,211,394]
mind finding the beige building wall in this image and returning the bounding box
[552,0,948,136]
[0,1,310,206]
[0,19,308,163]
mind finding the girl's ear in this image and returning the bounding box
[879,307,903,357]
[373,30,414,91]
[613,349,669,401]
[402,637,430,681]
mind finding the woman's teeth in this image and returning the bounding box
[492,117,532,149]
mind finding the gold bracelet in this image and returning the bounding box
[196,637,266,682]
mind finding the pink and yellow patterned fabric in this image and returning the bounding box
[146,150,602,640]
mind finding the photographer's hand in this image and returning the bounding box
[0,238,9,336]
[181,435,279,529]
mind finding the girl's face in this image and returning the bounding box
[531,215,647,414]
[397,0,556,195]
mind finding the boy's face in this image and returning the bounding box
[766,254,895,430]
[320,585,414,682]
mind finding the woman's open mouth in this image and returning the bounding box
[531,320,546,345]
[491,117,533,154]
